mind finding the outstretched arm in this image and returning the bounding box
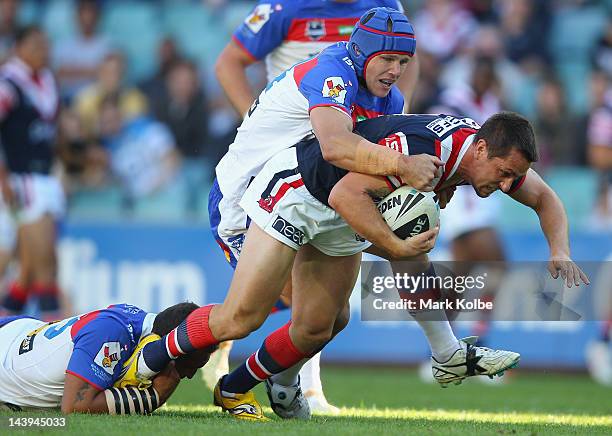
[510,168,589,287]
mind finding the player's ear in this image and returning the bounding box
[475,139,488,160]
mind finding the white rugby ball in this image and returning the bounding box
[378,186,440,239]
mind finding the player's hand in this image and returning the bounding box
[152,361,181,405]
[547,256,590,288]
[397,154,444,192]
[390,226,439,259]
[436,186,456,209]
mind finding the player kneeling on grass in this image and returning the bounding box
[0,303,214,414]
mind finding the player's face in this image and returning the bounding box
[364,53,411,97]
[174,348,212,379]
[469,142,530,197]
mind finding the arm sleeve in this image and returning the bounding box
[232,1,291,61]
[66,318,131,390]
[299,61,357,116]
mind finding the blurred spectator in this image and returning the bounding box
[587,86,612,228]
[499,0,551,73]
[54,0,113,100]
[532,76,576,167]
[433,56,502,124]
[459,0,497,24]
[152,59,208,159]
[73,52,147,139]
[0,0,19,63]
[439,25,527,112]
[97,95,180,200]
[413,0,478,62]
[592,17,612,78]
[410,50,443,113]
[56,108,108,193]
[139,36,182,108]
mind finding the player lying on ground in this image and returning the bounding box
[126,112,588,421]
[0,303,214,414]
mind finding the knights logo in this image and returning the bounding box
[94,342,122,375]
[322,76,348,104]
[306,20,326,41]
[245,4,272,34]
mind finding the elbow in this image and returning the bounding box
[319,139,343,164]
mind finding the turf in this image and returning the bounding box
[2,367,611,435]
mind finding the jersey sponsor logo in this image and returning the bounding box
[426,116,481,138]
[322,76,348,104]
[271,216,305,246]
[306,20,326,41]
[245,4,272,34]
[94,342,122,375]
[18,323,51,355]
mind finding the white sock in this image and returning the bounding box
[271,358,308,386]
[299,352,323,393]
[414,319,460,362]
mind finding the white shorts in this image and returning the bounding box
[235,148,370,257]
[2,173,66,225]
[439,185,500,242]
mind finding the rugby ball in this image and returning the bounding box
[378,186,440,239]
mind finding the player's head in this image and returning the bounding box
[467,112,538,197]
[15,25,49,70]
[153,302,217,379]
[348,7,416,97]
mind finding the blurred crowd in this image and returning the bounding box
[0,0,610,226]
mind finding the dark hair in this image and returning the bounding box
[475,111,539,163]
[152,302,199,336]
[15,25,43,45]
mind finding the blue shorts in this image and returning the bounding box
[0,315,36,329]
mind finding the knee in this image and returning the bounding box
[214,305,268,340]
[291,321,334,351]
[332,304,350,336]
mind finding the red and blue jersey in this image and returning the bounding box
[297,114,527,206]
[0,304,156,408]
[233,0,403,81]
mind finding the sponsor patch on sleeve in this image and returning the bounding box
[322,76,348,105]
[94,342,122,375]
[245,4,273,34]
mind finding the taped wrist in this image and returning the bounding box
[104,386,160,415]
[355,138,400,176]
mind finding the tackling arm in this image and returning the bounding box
[310,107,442,191]
[329,172,437,258]
[510,168,589,287]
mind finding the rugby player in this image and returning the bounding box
[0,303,214,414]
[211,0,420,411]
[0,26,63,320]
[128,112,588,422]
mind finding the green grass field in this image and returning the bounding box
[2,367,611,435]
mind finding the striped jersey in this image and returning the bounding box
[297,113,526,206]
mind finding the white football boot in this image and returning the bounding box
[431,336,520,387]
[265,377,311,420]
[585,340,612,386]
